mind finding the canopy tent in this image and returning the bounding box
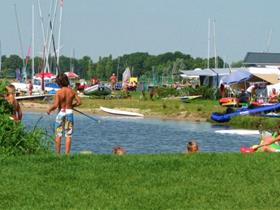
[34,72,56,80]
[64,71,79,79]
[180,68,235,78]
[220,70,252,85]
[180,68,239,87]
[247,67,280,84]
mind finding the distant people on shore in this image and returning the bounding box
[91,77,100,86]
[140,81,147,100]
[5,84,22,121]
[110,73,117,91]
[47,73,81,155]
[246,84,255,99]
[112,146,126,155]
[28,80,33,96]
[268,88,278,103]
[148,85,157,100]
[186,141,199,153]
[238,89,250,105]
[220,83,225,98]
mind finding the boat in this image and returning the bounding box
[16,94,53,101]
[211,103,280,122]
[84,84,111,96]
[215,129,259,135]
[100,106,144,117]
[219,97,237,105]
[180,95,202,102]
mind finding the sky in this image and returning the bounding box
[1,0,280,64]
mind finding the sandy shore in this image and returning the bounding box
[20,101,207,122]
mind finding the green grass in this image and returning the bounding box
[1,154,280,210]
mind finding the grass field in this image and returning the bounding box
[1,153,280,210]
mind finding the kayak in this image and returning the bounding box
[100,106,144,117]
[180,95,202,102]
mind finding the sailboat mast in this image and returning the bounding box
[32,4,35,78]
[213,19,217,69]
[46,0,58,74]
[44,0,55,73]
[37,0,47,73]
[14,4,26,80]
[207,18,210,69]
[57,0,64,71]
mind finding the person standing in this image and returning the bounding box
[110,73,117,91]
[268,88,278,103]
[28,80,33,96]
[47,74,81,154]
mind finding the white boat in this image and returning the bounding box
[16,94,53,101]
[100,106,144,117]
[84,84,111,96]
[215,129,260,135]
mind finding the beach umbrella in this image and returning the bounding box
[64,71,79,79]
[34,72,56,79]
[221,70,252,85]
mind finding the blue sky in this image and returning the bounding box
[1,0,280,63]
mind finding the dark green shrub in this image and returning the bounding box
[0,112,50,156]
[0,80,50,156]
[157,87,179,98]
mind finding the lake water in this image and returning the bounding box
[22,112,259,154]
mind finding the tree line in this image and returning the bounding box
[0,52,242,81]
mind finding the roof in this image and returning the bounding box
[244,52,280,65]
[180,68,240,78]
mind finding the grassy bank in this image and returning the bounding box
[1,153,280,210]
[79,95,224,120]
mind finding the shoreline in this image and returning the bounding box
[21,101,208,122]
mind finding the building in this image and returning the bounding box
[243,52,280,67]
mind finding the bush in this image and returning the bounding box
[0,113,50,156]
[0,82,50,156]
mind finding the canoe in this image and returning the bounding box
[84,84,111,96]
[100,106,144,117]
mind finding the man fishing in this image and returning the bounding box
[47,73,81,154]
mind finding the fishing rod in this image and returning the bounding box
[73,108,101,123]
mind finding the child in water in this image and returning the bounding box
[112,146,126,156]
[5,84,22,121]
[186,141,199,153]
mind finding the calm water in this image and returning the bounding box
[22,112,259,154]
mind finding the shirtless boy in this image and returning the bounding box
[5,84,22,121]
[47,74,81,154]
